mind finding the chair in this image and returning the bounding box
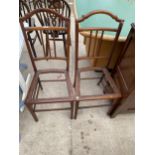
[19,8,74,122]
[108,23,135,117]
[74,10,124,119]
[34,0,71,56]
[19,0,42,57]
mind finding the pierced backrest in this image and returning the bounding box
[34,0,71,27]
[19,8,70,72]
[75,10,124,70]
[19,0,30,17]
[48,0,71,18]
[22,0,34,10]
[20,0,34,27]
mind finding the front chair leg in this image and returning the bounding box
[26,104,38,122]
[62,34,67,57]
[74,101,79,119]
[70,101,74,119]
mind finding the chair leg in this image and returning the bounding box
[70,102,74,119]
[36,30,42,45]
[26,104,38,122]
[38,78,43,90]
[74,101,79,119]
[28,33,37,57]
[108,99,121,118]
[97,74,105,85]
[62,34,67,57]
[69,35,71,46]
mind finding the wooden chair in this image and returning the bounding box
[74,10,124,119]
[34,0,71,56]
[108,23,135,117]
[19,0,42,57]
[19,8,74,122]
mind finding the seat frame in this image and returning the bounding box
[19,8,74,122]
[74,10,124,119]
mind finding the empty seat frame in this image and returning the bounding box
[74,10,124,119]
[19,8,74,121]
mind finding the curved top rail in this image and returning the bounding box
[19,8,70,22]
[76,10,124,23]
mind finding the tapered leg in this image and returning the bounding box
[108,99,121,118]
[74,101,79,119]
[70,102,74,119]
[62,34,67,57]
[26,104,38,122]
[69,35,71,46]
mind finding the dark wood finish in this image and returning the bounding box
[19,0,42,57]
[74,10,124,119]
[22,0,34,10]
[108,23,135,117]
[19,9,74,122]
[34,0,71,56]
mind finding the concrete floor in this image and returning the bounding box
[19,12,135,155]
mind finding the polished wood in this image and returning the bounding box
[74,0,134,69]
[34,0,71,56]
[19,0,42,57]
[74,10,124,119]
[19,9,74,121]
[108,23,135,117]
[74,0,134,40]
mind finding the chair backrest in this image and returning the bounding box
[19,0,33,26]
[75,10,124,71]
[19,8,70,72]
[34,0,71,26]
[22,0,34,10]
[19,0,30,17]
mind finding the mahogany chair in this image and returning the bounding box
[34,0,71,56]
[19,8,74,122]
[19,0,42,57]
[108,23,135,117]
[74,10,124,119]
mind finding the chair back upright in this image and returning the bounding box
[75,10,124,71]
[19,8,71,72]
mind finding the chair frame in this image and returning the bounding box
[34,0,71,56]
[19,8,74,122]
[74,10,124,119]
[19,0,42,57]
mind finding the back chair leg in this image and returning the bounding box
[28,33,37,57]
[74,101,79,119]
[26,104,38,122]
[38,78,43,90]
[97,74,105,86]
[36,30,42,45]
